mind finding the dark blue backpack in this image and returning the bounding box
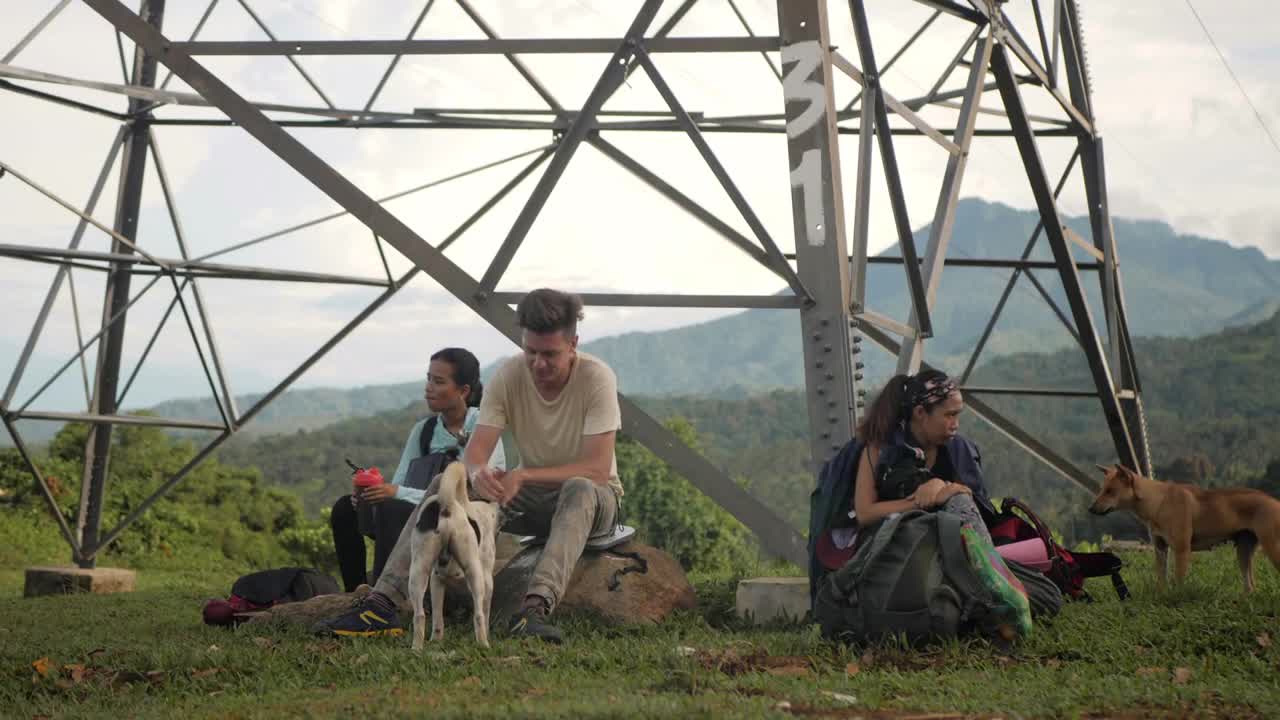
[808,438,865,611]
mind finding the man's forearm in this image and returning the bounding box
[462,441,496,479]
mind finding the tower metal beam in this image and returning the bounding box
[78,0,166,568]
[777,0,857,470]
[991,40,1140,473]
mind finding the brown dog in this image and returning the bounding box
[1089,464,1280,592]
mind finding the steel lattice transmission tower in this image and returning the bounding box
[0,0,1149,568]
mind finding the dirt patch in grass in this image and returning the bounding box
[1080,693,1266,720]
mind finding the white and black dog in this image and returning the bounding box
[408,461,499,649]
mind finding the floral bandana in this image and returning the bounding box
[905,374,958,411]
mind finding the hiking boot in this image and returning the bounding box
[508,596,563,644]
[321,594,403,638]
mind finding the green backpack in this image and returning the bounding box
[814,510,1032,646]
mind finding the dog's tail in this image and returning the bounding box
[437,461,468,519]
[413,462,469,533]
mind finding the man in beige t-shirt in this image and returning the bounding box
[463,289,622,643]
[318,289,621,642]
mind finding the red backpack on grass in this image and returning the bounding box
[988,498,1129,601]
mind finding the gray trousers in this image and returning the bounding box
[372,476,619,613]
[941,492,992,544]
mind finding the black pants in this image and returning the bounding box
[330,495,416,593]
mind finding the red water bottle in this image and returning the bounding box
[353,466,384,489]
[349,461,384,536]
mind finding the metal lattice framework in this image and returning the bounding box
[0,0,1150,568]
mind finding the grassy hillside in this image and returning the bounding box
[2,548,1277,718]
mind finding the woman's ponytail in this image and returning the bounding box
[855,373,911,447]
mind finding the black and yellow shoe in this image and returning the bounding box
[508,597,563,644]
[323,597,404,638]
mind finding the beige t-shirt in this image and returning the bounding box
[477,351,623,497]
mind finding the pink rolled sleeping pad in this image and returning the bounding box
[995,538,1053,572]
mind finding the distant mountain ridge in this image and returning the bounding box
[139,199,1280,421]
[145,381,424,438]
[584,198,1280,395]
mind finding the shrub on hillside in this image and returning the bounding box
[618,418,756,574]
[0,421,327,573]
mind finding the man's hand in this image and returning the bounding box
[358,484,398,505]
[472,466,507,503]
[499,468,528,505]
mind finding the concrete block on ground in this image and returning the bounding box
[735,576,809,625]
[24,566,136,597]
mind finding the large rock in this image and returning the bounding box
[490,541,696,625]
[24,566,136,597]
[246,536,697,631]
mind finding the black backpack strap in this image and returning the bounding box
[419,415,440,456]
[1071,550,1129,600]
[604,548,649,592]
[1111,571,1130,601]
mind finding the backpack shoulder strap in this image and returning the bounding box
[419,415,439,456]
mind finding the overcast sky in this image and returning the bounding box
[1,1,1277,419]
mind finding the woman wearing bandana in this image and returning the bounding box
[850,369,996,544]
[811,369,1038,635]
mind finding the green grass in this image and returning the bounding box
[2,548,1278,719]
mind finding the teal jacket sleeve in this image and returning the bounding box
[391,418,428,505]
